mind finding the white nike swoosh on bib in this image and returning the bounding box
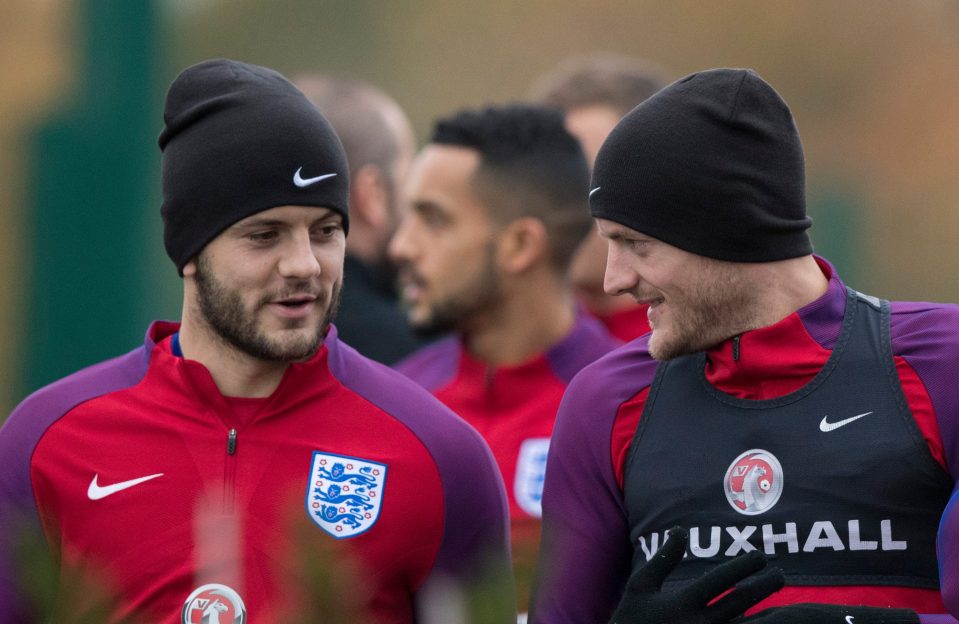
[293,168,337,188]
[589,186,601,197]
[819,411,873,433]
[87,473,164,500]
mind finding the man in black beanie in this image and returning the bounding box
[531,68,959,624]
[0,59,514,623]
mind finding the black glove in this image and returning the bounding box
[609,526,785,624]
[736,603,919,623]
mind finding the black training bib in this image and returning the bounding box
[623,289,951,589]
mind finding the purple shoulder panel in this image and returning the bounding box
[940,488,959,619]
[392,335,461,392]
[889,300,959,478]
[531,336,658,624]
[0,328,153,623]
[324,330,513,604]
[795,262,847,351]
[546,312,623,384]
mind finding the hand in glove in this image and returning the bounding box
[609,526,785,624]
[736,603,919,624]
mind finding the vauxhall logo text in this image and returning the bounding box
[637,519,908,562]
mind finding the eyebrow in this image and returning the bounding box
[600,223,646,241]
[411,200,451,218]
[598,226,628,240]
[412,199,442,212]
[233,210,340,230]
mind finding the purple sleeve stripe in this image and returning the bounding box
[532,338,658,623]
[391,336,461,392]
[324,331,512,588]
[546,313,622,384]
[889,301,959,478]
[938,486,959,618]
[0,334,153,622]
[795,264,847,351]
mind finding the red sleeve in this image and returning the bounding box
[896,355,946,471]
[611,387,650,489]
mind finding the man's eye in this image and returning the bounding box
[422,212,450,228]
[314,224,343,238]
[249,231,278,243]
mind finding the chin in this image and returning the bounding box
[647,330,680,361]
[266,323,325,352]
[406,308,432,330]
[273,337,324,361]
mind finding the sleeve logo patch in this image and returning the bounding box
[306,451,387,539]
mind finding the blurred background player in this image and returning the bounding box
[389,104,621,615]
[531,54,669,341]
[295,74,428,364]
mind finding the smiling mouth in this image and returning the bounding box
[638,295,665,308]
[274,295,317,307]
[266,294,321,317]
[396,269,427,303]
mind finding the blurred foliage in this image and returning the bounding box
[9,506,515,623]
[14,522,140,624]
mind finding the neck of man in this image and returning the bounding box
[745,255,830,332]
[177,312,291,399]
[461,271,576,367]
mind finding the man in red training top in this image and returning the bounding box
[531,68,959,624]
[389,104,621,615]
[0,59,513,624]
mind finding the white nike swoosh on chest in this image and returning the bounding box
[87,473,164,500]
[819,411,873,433]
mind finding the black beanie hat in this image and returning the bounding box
[589,68,812,262]
[159,59,350,274]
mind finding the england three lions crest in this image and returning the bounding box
[306,451,387,539]
[514,437,550,518]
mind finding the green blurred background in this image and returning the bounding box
[2,0,958,418]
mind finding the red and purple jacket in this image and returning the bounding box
[531,259,959,624]
[395,313,620,610]
[0,322,513,623]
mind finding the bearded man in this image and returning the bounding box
[530,69,959,624]
[0,59,512,624]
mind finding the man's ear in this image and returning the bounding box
[350,164,389,230]
[496,217,548,275]
[182,258,198,277]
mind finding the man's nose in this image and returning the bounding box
[278,231,322,279]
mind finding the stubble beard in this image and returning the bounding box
[194,256,342,362]
[403,243,501,336]
[647,264,760,361]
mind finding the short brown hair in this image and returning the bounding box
[531,54,669,116]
